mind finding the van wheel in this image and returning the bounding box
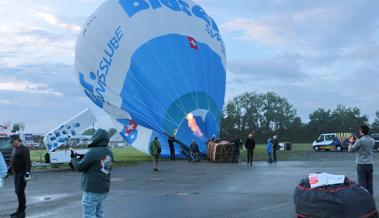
[314,146,320,152]
[336,146,342,152]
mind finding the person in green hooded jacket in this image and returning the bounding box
[71,129,113,218]
[149,136,161,172]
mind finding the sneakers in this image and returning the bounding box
[153,168,159,172]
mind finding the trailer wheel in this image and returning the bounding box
[313,146,320,152]
[336,146,342,152]
[44,153,50,163]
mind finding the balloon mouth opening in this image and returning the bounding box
[174,109,214,145]
[185,113,204,138]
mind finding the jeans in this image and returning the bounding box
[14,172,27,212]
[152,155,159,169]
[357,164,373,196]
[82,192,108,218]
[234,151,240,163]
[169,145,175,160]
[247,149,254,165]
[267,152,273,163]
[273,149,277,162]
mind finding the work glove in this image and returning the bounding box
[70,149,77,159]
[24,172,31,181]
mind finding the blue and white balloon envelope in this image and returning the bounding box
[75,0,226,157]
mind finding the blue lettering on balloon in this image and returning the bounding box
[119,0,150,18]
[161,0,180,11]
[118,0,222,43]
[79,26,124,108]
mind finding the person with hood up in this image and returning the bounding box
[71,129,114,218]
[149,136,161,172]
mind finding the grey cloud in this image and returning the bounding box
[21,29,68,41]
[0,63,80,98]
[228,58,306,82]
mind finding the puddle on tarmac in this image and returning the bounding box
[30,193,73,203]
[111,177,123,182]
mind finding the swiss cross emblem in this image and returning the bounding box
[124,119,138,134]
[188,36,198,50]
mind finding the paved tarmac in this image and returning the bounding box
[1,159,379,218]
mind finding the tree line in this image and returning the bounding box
[220,91,378,143]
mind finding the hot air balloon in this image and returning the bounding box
[75,0,226,158]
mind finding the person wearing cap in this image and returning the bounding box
[71,129,114,218]
[149,136,161,171]
[9,134,31,218]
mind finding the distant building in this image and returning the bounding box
[110,133,127,147]
[70,135,92,147]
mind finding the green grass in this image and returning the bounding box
[30,147,151,170]
[30,143,314,170]
[239,143,312,161]
[112,147,151,166]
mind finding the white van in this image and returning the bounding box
[312,133,352,152]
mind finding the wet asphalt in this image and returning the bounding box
[1,156,379,218]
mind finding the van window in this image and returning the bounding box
[325,135,335,141]
[317,135,325,142]
[0,138,11,150]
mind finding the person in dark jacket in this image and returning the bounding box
[9,134,31,218]
[190,140,200,162]
[168,136,176,160]
[71,129,114,218]
[245,133,256,166]
[233,136,242,163]
[272,135,279,162]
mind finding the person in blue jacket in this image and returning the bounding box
[0,151,8,187]
[266,138,273,163]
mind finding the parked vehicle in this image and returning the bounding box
[43,109,96,164]
[0,132,13,165]
[370,134,379,151]
[312,133,353,152]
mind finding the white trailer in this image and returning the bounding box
[43,109,97,164]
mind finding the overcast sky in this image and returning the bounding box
[0,0,378,133]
